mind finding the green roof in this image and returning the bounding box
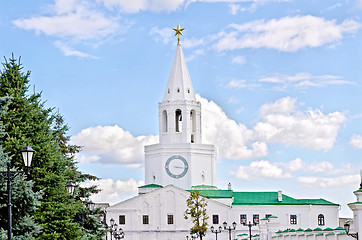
[297,228,304,232]
[289,229,296,232]
[314,228,323,231]
[138,184,163,189]
[190,189,338,206]
[305,228,313,232]
[197,190,233,198]
[335,227,345,230]
[324,228,334,231]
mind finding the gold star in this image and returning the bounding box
[173,24,185,44]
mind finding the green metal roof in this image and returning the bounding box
[192,185,217,189]
[194,190,338,206]
[138,184,163,189]
[197,189,233,198]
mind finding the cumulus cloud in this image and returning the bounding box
[350,134,362,149]
[227,79,258,89]
[298,174,360,188]
[254,97,347,151]
[13,0,126,41]
[82,178,144,204]
[213,15,360,52]
[259,72,355,90]
[231,160,292,180]
[197,94,268,160]
[70,125,158,164]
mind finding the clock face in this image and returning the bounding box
[165,155,189,179]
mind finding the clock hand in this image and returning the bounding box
[173,166,185,169]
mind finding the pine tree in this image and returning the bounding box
[0,96,42,240]
[184,190,209,240]
[0,55,104,239]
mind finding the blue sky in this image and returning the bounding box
[1,0,361,218]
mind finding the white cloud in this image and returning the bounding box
[350,134,362,149]
[54,41,98,58]
[254,97,347,151]
[97,0,185,13]
[149,27,174,44]
[13,0,125,41]
[229,4,246,15]
[308,161,334,173]
[213,15,360,52]
[227,79,258,89]
[197,94,268,160]
[232,55,247,65]
[70,125,158,164]
[231,160,292,180]
[298,174,360,188]
[285,158,305,172]
[82,178,144,204]
[259,72,355,90]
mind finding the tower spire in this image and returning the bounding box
[163,25,195,102]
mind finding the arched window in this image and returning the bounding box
[175,109,182,132]
[162,110,168,132]
[318,214,325,226]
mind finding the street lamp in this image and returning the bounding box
[223,221,237,240]
[0,144,35,240]
[210,225,222,240]
[243,221,257,240]
[344,223,358,240]
[66,182,75,195]
[109,218,124,240]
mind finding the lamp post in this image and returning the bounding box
[344,223,358,240]
[243,221,257,240]
[210,225,222,240]
[0,144,35,240]
[109,218,124,240]
[223,221,237,240]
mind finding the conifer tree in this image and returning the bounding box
[0,55,104,239]
[0,96,42,240]
[184,190,209,240]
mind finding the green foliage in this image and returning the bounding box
[184,190,209,240]
[0,54,104,239]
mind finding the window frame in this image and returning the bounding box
[119,215,125,225]
[143,215,149,225]
[167,214,174,225]
[290,215,297,225]
[240,214,247,225]
[318,214,325,226]
[253,214,259,224]
[212,215,219,225]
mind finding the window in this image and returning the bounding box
[253,214,259,224]
[162,110,168,132]
[119,215,125,225]
[240,214,247,225]
[290,215,297,225]
[143,215,149,225]
[213,215,219,224]
[265,214,272,219]
[318,214,325,226]
[167,214,174,224]
[175,109,182,132]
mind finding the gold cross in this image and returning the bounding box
[173,24,185,45]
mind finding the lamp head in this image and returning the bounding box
[344,223,350,234]
[21,144,35,171]
[66,182,75,196]
[232,221,237,229]
[223,221,227,229]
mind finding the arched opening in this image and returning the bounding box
[318,214,325,226]
[162,110,168,132]
[175,109,182,132]
[190,110,196,143]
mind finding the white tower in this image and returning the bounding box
[144,26,217,190]
[347,170,362,235]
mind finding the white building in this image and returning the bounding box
[106,34,343,240]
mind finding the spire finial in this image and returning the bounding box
[173,24,185,45]
[360,169,362,189]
